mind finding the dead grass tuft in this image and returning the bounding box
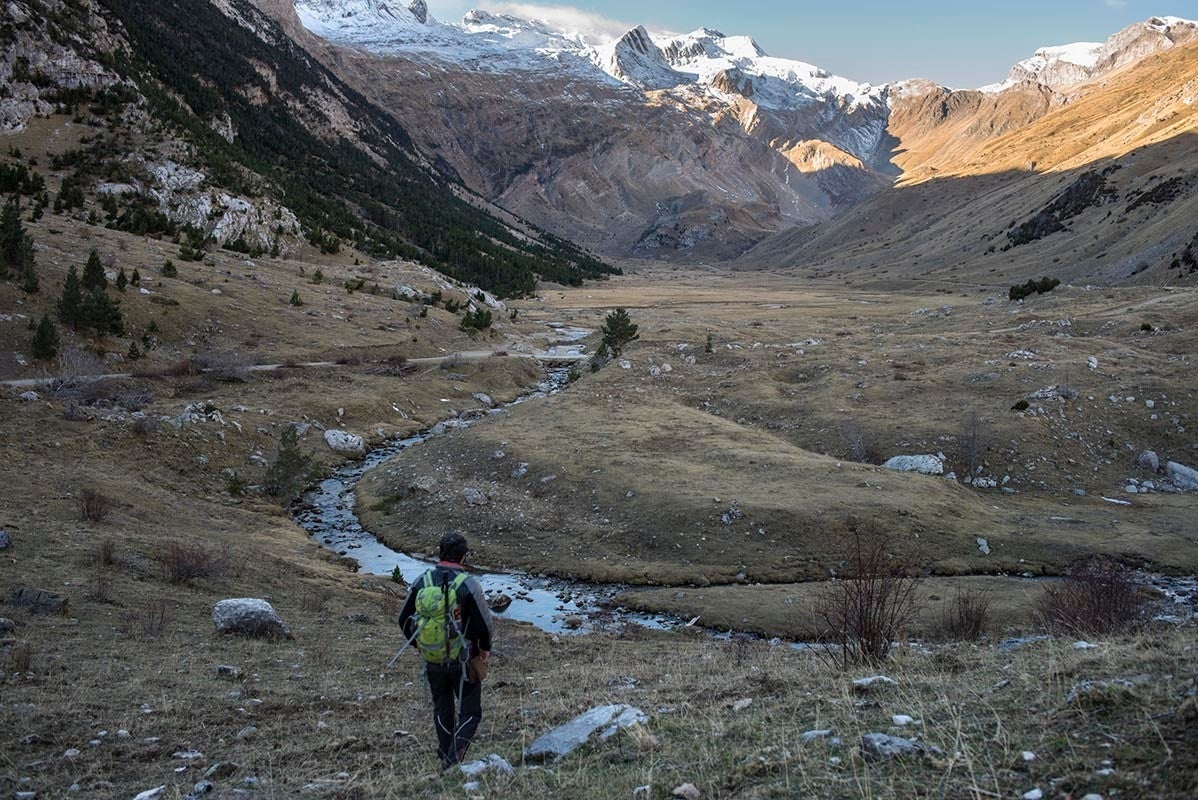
[931,584,995,641]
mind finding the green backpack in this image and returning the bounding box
[413,569,470,664]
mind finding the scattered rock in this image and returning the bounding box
[882,455,943,475]
[1087,356,1099,370]
[8,586,69,615]
[852,675,897,694]
[215,665,242,679]
[204,762,239,779]
[672,784,701,800]
[1021,750,1036,761]
[800,729,836,742]
[1165,461,1198,492]
[1066,678,1141,706]
[891,714,916,727]
[472,393,495,408]
[63,748,81,758]
[562,615,583,630]
[486,593,513,612]
[18,391,39,402]
[1136,451,1160,473]
[731,698,752,712]
[211,598,292,639]
[976,537,990,555]
[524,704,648,760]
[1073,641,1099,650]
[463,488,489,506]
[133,788,167,800]
[511,463,529,478]
[0,529,10,549]
[860,733,940,760]
[237,726,258,741]
[172,749,204,760]
[0,618,15,634]
[1022,790,1043,800]
[323,430,365,455]
[184,781,214,799]
[459,753,514,778]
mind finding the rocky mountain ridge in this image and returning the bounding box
[280,2,1197,264]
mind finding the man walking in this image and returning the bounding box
[397,532,493,768]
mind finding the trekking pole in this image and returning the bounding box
[386,628,419,670]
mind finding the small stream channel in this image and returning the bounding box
[294,357,679,635]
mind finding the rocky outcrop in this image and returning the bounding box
[325,430,366,455]
[8,586,69,615]
[882,455,944,475]
[1165,461,1198,492]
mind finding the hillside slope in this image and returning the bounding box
[739,42,1198,288]
[0,0,616,296]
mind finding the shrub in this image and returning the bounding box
[31,314,59,360]
[263,425,313,504]
[78,488,115,522]
[931,586,994,641]
[1039,556,1149,634]
[161,259,177,277]
[132,415,161,436]
[460,307,492,331]
[1009,276,1060,302]
[97,538,117,566]
[813,529,921,667]
[156,542,229,583]
[1011,399,1030,412]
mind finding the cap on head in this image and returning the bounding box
[439,532,468,563]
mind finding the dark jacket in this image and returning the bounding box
[397,562,493,657]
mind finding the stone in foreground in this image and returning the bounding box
[860,732,941,760]
[212,598,292,639]
[524,704,648,760]
[459,753,514,778]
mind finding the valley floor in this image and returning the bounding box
[2,254,1197,798]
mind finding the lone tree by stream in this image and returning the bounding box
[601,308,639,357]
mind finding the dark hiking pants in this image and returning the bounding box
[426,662,482,766]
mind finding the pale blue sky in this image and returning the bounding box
[428,0,1198,87]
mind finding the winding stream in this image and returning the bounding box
[294,364,678,635]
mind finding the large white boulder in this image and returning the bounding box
[882,455,944,475]
[524,704,647,760]
[324,430,365,454]
[212,598,292,639]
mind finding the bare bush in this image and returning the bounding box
[79,488,115,522]
[98,538,116,566]
[931,585,994,641]
[814,529,921,668]
[9,642,33,672]
[127,602,170,639]
[54,346,107,386]
[156,542,229,583]
[162,357,200,377]
[63,378,153,411]
[953,411,991,481]
[1039,556,1149,635]
[62,402,90,421]
[838,419,884,464]
[301,587,333,614]
[198,350,252,383]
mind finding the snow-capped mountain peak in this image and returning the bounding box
[596,26,686,89]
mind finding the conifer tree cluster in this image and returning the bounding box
[1,195,38,293]
[57,249,124,337]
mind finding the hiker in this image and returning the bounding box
[397,532,493,768]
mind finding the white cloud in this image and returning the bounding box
[1103,0,1127,7]
[474,2,638,43]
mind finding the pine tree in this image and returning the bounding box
[161,260,177,277]
[81,288,124,337]
[57,264,85,329]
[31,314,58,360]
[264,425,313,504]
[0,194,23,276]
[600,308,639,357]
[115,267,128,291]
[130,268,141,287]
[17,236,38,293]
[289,290,303,306]
[82,250,107,290]
[127,340,141,360]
